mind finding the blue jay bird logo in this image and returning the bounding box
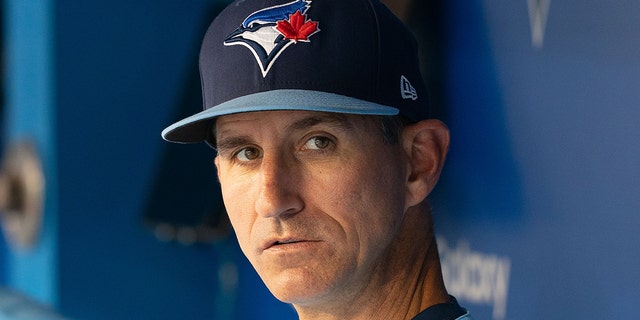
[224,0,320,77]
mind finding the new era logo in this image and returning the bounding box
[400,75,417,100]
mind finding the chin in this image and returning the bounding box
[262,268,337,305]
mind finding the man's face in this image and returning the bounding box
[214,110,409,307]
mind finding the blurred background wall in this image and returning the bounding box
[0,0,638,319]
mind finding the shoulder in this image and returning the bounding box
[454,312,474,320]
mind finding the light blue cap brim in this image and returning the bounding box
[161,89,399,143]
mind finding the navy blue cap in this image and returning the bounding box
[162,0,430,143]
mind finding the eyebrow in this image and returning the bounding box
[214,112,356,154]
[214,136,253,156]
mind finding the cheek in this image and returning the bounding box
[217,171,256,250]
[318,159,406,253]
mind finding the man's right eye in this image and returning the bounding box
[235,147,260,162]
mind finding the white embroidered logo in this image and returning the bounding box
[400,75,418,100]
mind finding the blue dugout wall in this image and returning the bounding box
[433,1,640,319]
[1,1,639,319]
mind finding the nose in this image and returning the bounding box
[254,154,304,218]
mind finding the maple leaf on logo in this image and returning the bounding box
[276,10,319,42]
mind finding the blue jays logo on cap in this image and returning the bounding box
[223,0,320,77]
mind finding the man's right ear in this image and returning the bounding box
[214,156,222,179]
[401,119,450,208]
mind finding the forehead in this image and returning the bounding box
[213,110,377,138]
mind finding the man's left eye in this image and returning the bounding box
[303,136,332,150]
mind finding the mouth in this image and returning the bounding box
[270,239,303,248]
[274,239,302,245]
[263,238,319,251]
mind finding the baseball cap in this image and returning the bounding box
[162,0,430,143]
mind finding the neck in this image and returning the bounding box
[295,203,449,320]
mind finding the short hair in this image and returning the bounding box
[377,115,411,145]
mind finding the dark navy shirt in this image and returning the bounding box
[412,296,472,320]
